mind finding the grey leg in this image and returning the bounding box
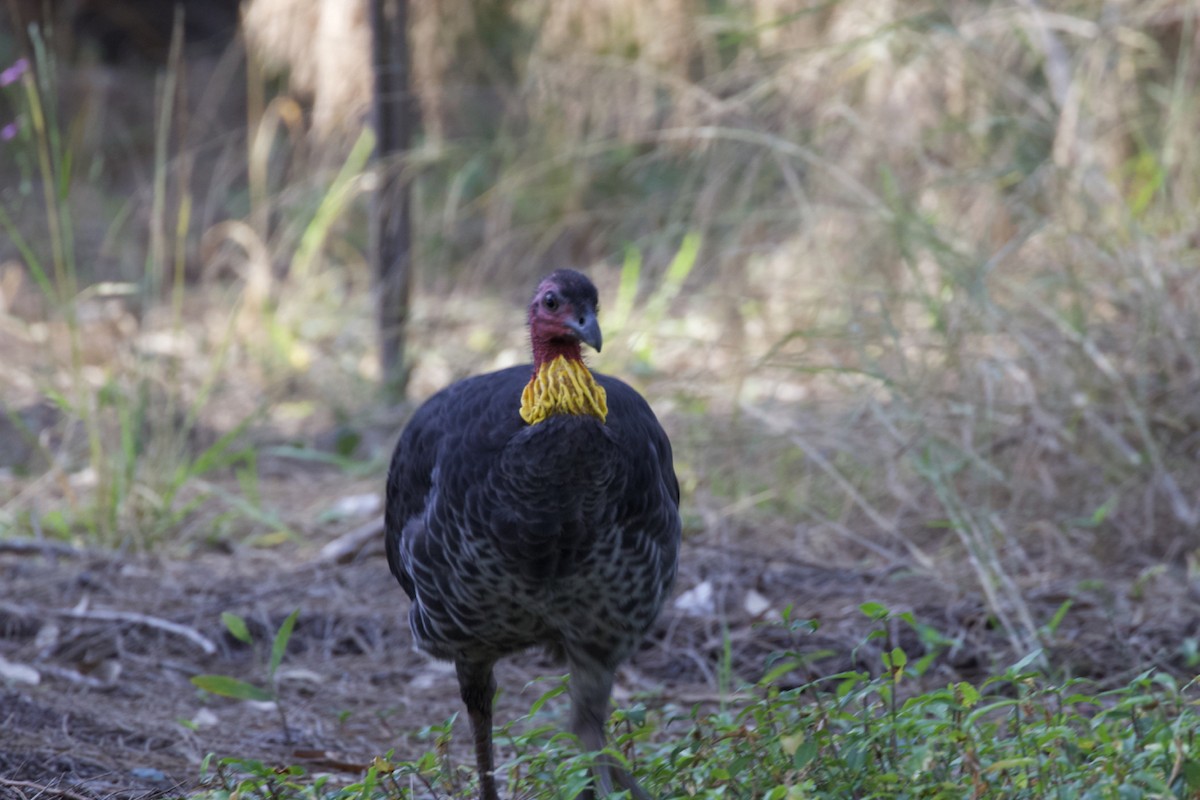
[567,657,653,800]
[457,659,500,800]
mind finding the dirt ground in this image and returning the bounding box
[4,503,1200,800]
[1,392,1198,800]
[0,399,1196,800]
[0,533,856,799]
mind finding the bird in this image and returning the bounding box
[385,269,681,800]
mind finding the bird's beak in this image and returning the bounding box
[567,308,603,353]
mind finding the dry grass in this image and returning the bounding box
[2,0,1199,667]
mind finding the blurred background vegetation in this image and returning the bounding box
[1,0,1199,671]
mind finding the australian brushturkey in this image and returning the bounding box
[385,270,680,800]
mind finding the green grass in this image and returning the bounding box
[0,25,368,550]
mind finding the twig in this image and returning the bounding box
[740,402,935,571]
[1014,0,1073,110]
[36,663,113,689]
[0,538,88,557]
[56,607,216,655]
[314,517,385,564]
[0,778,93,800]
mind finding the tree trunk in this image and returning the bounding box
[370,0,414,398]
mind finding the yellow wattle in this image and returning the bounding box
[519,355,608,425]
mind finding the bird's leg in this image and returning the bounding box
[456,659,500,800]
[567,660,654,800]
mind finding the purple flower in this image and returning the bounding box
[0,58,29,88]
[1,120,17,141]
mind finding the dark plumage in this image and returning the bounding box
[385,270,680,800]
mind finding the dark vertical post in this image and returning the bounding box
[370,0,413,398]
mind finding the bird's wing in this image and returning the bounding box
[384,366,530,598]
[595,371,683,572]
[597,372,682,507]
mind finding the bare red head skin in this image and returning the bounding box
[527,270,603,370]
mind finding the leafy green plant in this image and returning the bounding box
[192,643,1200,799]
[192,608,300,743]
[190,605,1199,798]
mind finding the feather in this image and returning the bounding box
[384,271,679,800]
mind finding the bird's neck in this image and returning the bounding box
[521,352,608,425]
[529,331,584,367]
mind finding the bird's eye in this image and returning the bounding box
[543,292,559,310]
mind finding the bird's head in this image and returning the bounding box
[527,269,602,367]
[521,269,608,425]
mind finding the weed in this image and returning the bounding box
[192,608,301,744]
[194,604,1200,798]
